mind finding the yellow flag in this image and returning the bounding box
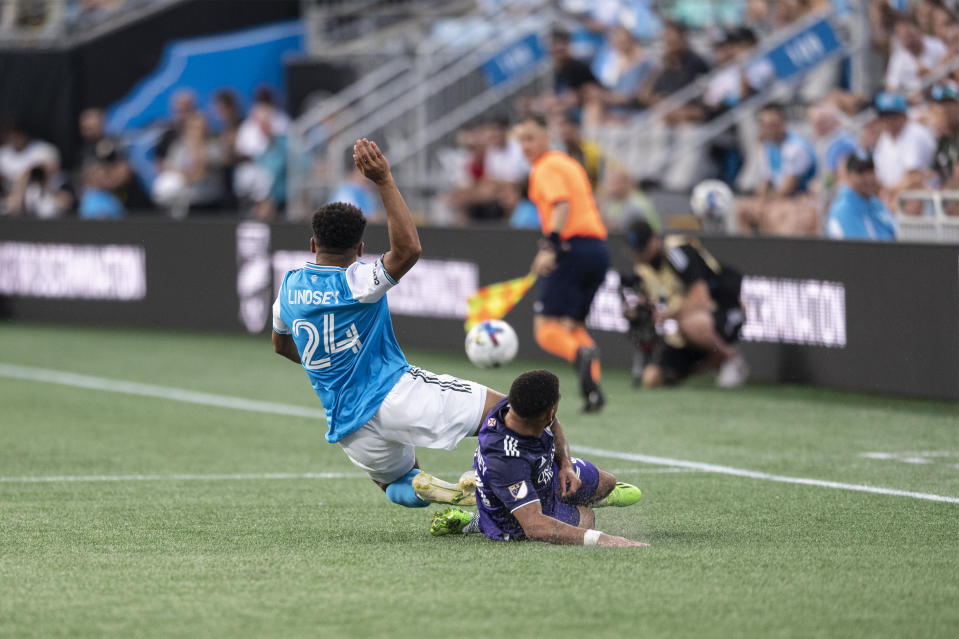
[464,273,538,331]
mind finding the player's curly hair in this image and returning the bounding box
[312,202,367,253]
[509,369,560,420]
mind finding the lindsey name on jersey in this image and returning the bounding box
[473,396,557,540]
[273,258,410,443]
[287,289,341,305]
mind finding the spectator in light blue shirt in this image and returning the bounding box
[501,179,540,229]
[826,152,897,241]
[759,105,817,194]
[738,103,819,235]
[329,167,382,220]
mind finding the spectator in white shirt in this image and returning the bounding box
[233,88,291,217]
[872,91,936,214]
[235,87,290,162]
[704,28,758,112]
[482,116,529,183]
[885,16,947,96]
[0,120,66,217]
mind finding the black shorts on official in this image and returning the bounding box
[657,306,745,383]
[535,237,609,321]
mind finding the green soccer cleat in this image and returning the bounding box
[603,481,642,507]
[430,506,475,536]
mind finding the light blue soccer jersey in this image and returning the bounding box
[763,131,817,193]
[272,258,410,443]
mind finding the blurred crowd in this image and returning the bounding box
[0,85,291,219]
[439,0,959,240]
[4,0,959,243]
[439,110,661,233]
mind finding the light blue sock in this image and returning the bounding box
[385,468,430,508]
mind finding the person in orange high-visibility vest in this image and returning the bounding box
[514,113,608,412]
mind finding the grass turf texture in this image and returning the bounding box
[1,323,957,638]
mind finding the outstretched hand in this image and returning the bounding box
[599,534,650,548]
[353,138,391,185]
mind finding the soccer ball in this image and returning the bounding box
[690,179,734,225]
[465,320,519,368]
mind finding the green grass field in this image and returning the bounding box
[1,323,957,638]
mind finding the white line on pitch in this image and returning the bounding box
[2,362,957,505]
[606,467,699,474]
[0,471,368,483]
[571,445,959,505]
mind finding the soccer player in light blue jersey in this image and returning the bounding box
[272,139,507,508]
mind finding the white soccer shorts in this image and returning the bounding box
[338,366,488,484]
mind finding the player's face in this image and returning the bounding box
[514,122,549,163]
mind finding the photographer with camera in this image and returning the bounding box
[620,220,748,389]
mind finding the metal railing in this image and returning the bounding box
[287,1,554,218]
[301,0,475,56]
[292,0,541,151]
[895,190,959,243]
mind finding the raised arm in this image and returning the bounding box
[353,138,422,281]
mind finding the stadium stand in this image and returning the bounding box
[2,0,959,242]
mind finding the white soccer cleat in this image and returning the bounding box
[412,471,476,507]
[457,469,478,493]
[716,355,749,388]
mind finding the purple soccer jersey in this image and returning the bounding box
[473,397,600,541]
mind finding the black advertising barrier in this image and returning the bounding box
[1,218,957,400]
[0,218,237,329]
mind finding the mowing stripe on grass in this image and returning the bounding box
[0,467,697,485]
[3,362,957,504]
[0,363,325,420]
[572,445,959,505]
[0,472,368,483]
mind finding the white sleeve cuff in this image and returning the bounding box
[272,295,290,334]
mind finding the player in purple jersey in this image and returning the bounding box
[430,370,647,547]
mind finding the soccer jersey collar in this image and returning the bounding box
[304,262,347,271]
